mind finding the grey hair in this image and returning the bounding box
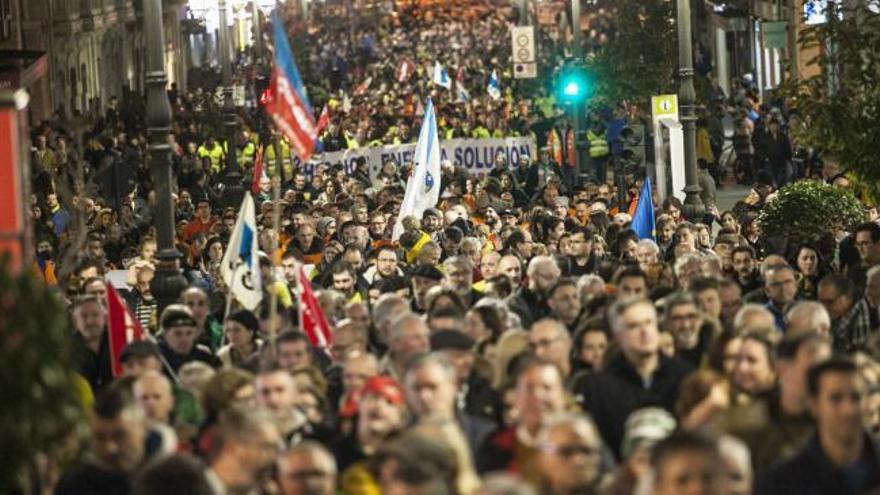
[607,297,657,333]
[444,254,474,271]
[527,255,557,278]
[578,274,606,292]
[673,252,703,278]
[536,412,600,446]
[479,473,538,495]
[388,312,428,342]
[637,239,660,254]
[373,294,408,329]
[785,301,831,335]
[733,303,775,333]
[405,352,456,381]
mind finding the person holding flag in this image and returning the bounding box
[487,69,501,100]
[220,192,263,311]
[263,10,318,161]
[433,61,452,89]
[393,98,442,241]
[630,177,656,240]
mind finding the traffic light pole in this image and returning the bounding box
[569,0,589,186]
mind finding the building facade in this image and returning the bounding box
[0,0,187,124]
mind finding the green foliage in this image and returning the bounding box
[583,0,677,110]
[758,180,864,247]
[779,4,880,191]
[0,258,85,492]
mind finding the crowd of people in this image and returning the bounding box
[20,1,880,495]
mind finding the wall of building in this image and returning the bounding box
[4,0,185,124]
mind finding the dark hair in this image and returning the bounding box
[855,222,880,243]
[133,455,213,495]
[818,273,857,300]
[807,357,858,397]
[277,330,312,347]
[547,277,578,299]
[612,265,647,285]
[467,306,503,342]
[706,329,740,373]
[650,431,719,476]
[731,245,756,259]
[94,386,136,420]
[777,332,827,361]
[443,226,464,243]
[688,276,720,294]
[331,261,357,278]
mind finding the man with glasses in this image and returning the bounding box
[764,264,799,332]
[364,245,402,284]
[664,292,716,368]
[183,199,216,242]
[818,274,873,353]
[368,212,389,247]
[536,413,604,495]
[277,441,338,495]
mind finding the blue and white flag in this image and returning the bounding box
[487,70,501,100]
[220,192,263,310]
[433,62,452,89]
[631,178,656,241]
[393,98,442,240]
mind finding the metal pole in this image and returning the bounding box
[252,1,262,61]
[144,0,187,314]
[677,0,704,218]
[570,0,588,185]
[219,0,243,208]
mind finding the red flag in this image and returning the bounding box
[316,106,330,134]
[353,77,372,97]
[297,266,333,355]
[396,58,414,83]
[251,146,265,194]
[455,66,465,85]
[106,283,146,377]
[265,12,318,161]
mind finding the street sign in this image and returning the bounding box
[651,94,679,125]
[514,62,537,79]
[511,26,535,64]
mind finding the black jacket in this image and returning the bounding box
[158,341,221,374]
[55,462,130,495]
[73,331,114,394]
[573,353,693,459]
[756,433,880,495]
[507,287,549,329]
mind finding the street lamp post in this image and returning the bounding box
[676,0,705,219]
[144,0,188,313]
[219,0,243,208]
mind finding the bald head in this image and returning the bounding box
[785,301,831,339]
[133,370,174,424]
[733,304,775,333]
[527,256,562,295]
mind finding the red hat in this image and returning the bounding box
[360,375,405,406]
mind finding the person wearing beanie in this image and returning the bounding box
[158,304,221,373]
[217,309,263,373]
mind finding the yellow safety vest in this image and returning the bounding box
[587,130,610,158]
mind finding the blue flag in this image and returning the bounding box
[631,178,655,240]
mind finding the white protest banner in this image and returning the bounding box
[289,136,536,181]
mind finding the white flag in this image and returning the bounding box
[487,70,501,100]
[220,192,263,310]
[393,99,442,240]
[432,62,452,89]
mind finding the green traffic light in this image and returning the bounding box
[563,81,582,97]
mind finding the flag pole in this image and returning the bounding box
[267,169,283,357]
